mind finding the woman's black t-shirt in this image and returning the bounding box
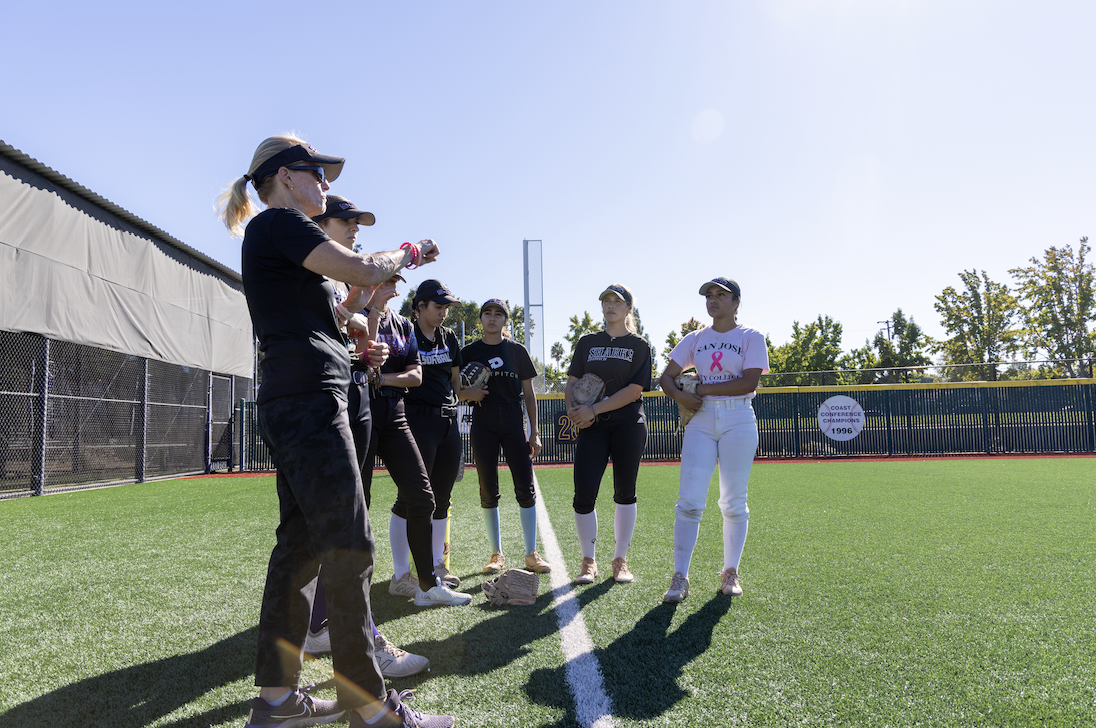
[241,208,348,404]
[567,331,653,398]
[406,324,462,408]
[461,338,537,405]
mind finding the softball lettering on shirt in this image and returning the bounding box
[420,345,453,367]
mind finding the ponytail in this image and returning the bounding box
[217,133,308,238]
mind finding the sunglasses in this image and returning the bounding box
[286,165,326,183]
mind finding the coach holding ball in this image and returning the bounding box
[219,135,452,727]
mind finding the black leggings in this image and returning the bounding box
[364,394,437,589]
[405,404,462,518]
[572,406,648,514]
[470,405,536,509]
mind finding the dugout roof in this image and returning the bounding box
[0,140,253,378]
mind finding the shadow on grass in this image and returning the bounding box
[0,626,258,728]
[525,592,734,725]
[370,577,616,693]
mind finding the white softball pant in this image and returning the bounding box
[674,398,758,574]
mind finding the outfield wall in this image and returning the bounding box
[238,378,1096,471]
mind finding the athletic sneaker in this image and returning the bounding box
[244,687,344,727]
[348,688,454,728]
[389,572,417,598]
[376,633,430,678]
[721,567,743,597]
[663,572,690,603]
[434,561,460,588]
[574,557,597,584]
[525,550,552,573]
[483,552,505,574]
[612,558,634,583]
[413,580,472,607]
[303,626,331,655]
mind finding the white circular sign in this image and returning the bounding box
[818,395,865,441]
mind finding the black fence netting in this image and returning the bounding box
[0,331,251,498]
[236,379,1096,473]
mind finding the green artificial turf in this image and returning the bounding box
[2,458,1094,727]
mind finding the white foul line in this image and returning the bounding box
[533,473,616,728]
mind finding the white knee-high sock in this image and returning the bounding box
[673,516,701,577]
[574,511,598,560]
[432,517,448,566]
[390,514,411,578]
[724,515,749,571]
[613,503,637,561]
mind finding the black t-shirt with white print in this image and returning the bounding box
[405,323,462,408]
[567,331,652,417]
[461,338,537,405]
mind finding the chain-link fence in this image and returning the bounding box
[235,375,1096,471]
[0,331,252,499]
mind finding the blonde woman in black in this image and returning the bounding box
[566,284,652,585]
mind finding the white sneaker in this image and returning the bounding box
[375,632,430,678]
[413,580,472,607]
[303,626,331,654]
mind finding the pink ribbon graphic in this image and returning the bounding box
[710,351,723,372]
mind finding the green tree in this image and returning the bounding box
[1009,237,1095,377]
[632,307,661,387]
[508,304,528,346]
[933,270,1020,381]
[865,309,932,383]
[836,343,880,385]
[662,318,703,366]
[449,301,484,347]
[543,362,567,389]
[550,342,565,368]
[767,315,844,385]
[565,312,601,356]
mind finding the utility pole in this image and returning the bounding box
[877,320,892,339]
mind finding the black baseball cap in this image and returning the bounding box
[414,279,459,305]
[248,143,345,188]
[480,299,509,317]
[312,195,376,226]
[599,283,634,305]
[699,277,741,297]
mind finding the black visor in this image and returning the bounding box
[250,144,345,188]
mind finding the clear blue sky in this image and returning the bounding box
[3,1,1093,366]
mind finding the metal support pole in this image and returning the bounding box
[205,371,213,474]
[136,357,148,482]
[32,336,49,496]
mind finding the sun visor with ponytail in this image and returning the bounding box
[249,144,345,188]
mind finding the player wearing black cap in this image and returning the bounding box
[659,277,769,604]
[402,280,474,587]
[566,283,653,585]
[461,299,552,575]
[365,275,472,608]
